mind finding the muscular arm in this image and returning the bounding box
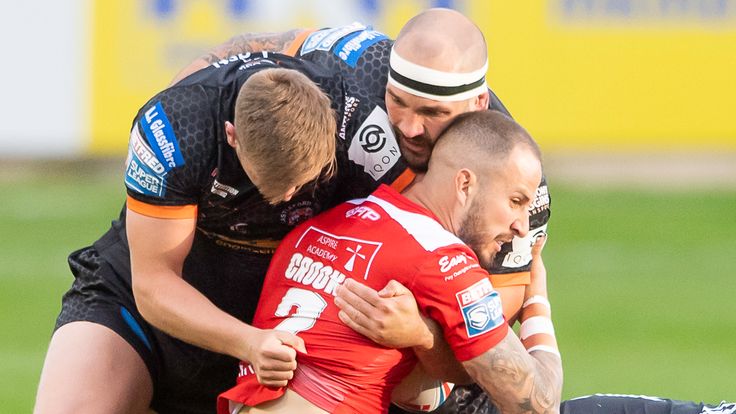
[126,208,304,386]
[334,279,526,383]
[127,209,255,356]
[170,29,309,85]
[463,235,562,414]
[462,329,563,414]
[411,283,524,384]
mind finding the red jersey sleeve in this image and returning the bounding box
[410,246,509,362]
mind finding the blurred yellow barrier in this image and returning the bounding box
[90,0,736,154]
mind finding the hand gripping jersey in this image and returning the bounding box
[64,24,550,414]
[218,185,509,414]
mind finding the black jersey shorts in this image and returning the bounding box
[55,244,250,414]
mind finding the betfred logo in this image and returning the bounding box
[456,278,494,307]
[456,279,504,338]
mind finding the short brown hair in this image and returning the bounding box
[234,68,337,203]
[430,110,542,177]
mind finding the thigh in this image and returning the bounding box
[34,321,153,414]
[561,394,729,414]
[151,337,240,414]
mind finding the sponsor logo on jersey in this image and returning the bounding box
[140,102,184,171]
[209,51,269,69]
[439,253,469,273]
[210,179,239,198]
[501,224,548,269]
[456,279,504,338]
[294,226,382,281]
[238,58,276,71]
[529,183,550,216]
[349,107,400,180]
[284,252,348,296]
[300,22,366,55]
[129,127,165,174]
[333,29,388,67]
[439,252,481,281]
[125,150,165,197]
[345,205,381,221]
[280,200,316,226]
[339,95,360,140]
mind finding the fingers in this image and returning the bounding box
[335,279,380,318]
[256,363,295,387]
[337,308,372,338]
[278,331,307,354]
[252,332,303,387]
[253,351,297,387]
[338,278,382,303]
[379,279,411,297]
[531,233,547,257]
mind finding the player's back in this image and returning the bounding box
[222,184,508,413]
[250,189,426,413]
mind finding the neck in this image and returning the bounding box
[402,175,461,236]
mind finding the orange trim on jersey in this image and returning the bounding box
[490,271,531,288]
[126,196,197,219]
[389,169,416,192]
[284,29,317,56]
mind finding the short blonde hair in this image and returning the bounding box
[234,68,337,203]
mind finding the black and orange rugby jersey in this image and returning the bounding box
[286,24,551,280]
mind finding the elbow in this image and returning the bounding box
[131,274,161,326]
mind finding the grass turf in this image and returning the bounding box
[1,169,734,412]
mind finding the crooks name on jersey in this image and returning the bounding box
[283,226,383,296]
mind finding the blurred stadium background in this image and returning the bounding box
[1,0,734,412]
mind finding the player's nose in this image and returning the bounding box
[397,113,424,138]
[511,212,530,238]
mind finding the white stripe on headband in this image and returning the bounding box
[388,49,489,102]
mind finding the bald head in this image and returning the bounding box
[429,110,542,179]
[394,8,487,73]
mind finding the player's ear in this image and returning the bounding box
[225,121,238,149]
[454,168,476,207]
[471,91,490,111]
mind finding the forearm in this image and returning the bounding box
[412,315,472,384]
[462,332,563,414]
[170,29,307,85]
[133,268,255,360]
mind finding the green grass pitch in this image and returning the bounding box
[1,166,734,412]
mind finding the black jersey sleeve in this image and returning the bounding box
[124,85,218,208]
[488,87,512,118]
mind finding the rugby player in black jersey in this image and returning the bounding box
[170,9,735,414]
[34,6,730,414]
[35,8,555,414]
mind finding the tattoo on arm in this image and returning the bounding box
[201,29,304,63]
[462,332,563,414]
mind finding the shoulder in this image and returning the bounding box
[295,23,392,69]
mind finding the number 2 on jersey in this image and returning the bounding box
[273,287,328,334]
